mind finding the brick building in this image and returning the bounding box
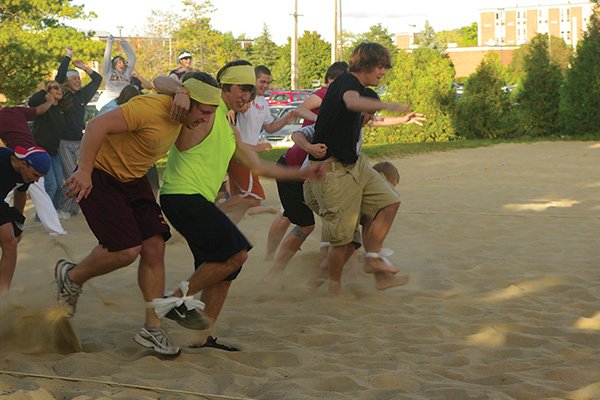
[479,1,596,47]
[394,1,596,77]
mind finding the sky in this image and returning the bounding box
[68,0,557,45]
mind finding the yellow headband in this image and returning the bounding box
[182,78,222,106]
[219,65,255,85]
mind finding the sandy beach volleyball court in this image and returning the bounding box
[1,141,600,399]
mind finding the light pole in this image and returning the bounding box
[291,0,301,90]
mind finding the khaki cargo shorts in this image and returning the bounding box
[304,155,400,246]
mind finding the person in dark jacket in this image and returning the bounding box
[28,81,67,215]
[55,46,103,216]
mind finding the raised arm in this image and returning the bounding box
[64,109,129,201]
[120,40,137,77]
[73,59,103,103]
[102,36,114,77]
[55,47,74,84]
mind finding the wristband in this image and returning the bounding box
[175,87,189,96]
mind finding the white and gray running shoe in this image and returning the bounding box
[55,259,82,317]
[134,326,181,356]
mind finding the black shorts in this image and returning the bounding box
[160,194,253,281]
[276,156,315,227]
[0,204,25,238]
[79,168,171,252]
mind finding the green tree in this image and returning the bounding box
[353,24,398,58]
[516,34,562,136]
[454,54,512,139]
[507,35,572,84]
[245,24,280,69]
[417,21,444,52]
[271,39,291,89]
[560,2,600,135]
[365,47,456,144]
[438,23,478,47]
[349,24,399,84]
[298,31,331,88]
[0,0,102,104]
[168,0,233,75]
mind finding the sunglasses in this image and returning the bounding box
[180,57,192,60]
[48,85,61,91]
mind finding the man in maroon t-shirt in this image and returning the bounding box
[0,103,67,235]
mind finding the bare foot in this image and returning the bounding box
[328,280,342,296]
[262,268,283,284]
[307,267,328,290]
[364,256,400,274]
[374,272,410,290]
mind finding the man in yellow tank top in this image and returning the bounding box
[153,61,323,351]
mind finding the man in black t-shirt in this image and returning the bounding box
[0,146,51,294]
[305,42,422,295]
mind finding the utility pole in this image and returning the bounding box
[331,0,338,63]
[338,0,343,60]
[291,0,300,89]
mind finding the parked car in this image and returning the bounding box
[259,104,304,148]
[267,90,312,106]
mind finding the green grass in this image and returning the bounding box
[259,134,600,162]
[158,134,600,169]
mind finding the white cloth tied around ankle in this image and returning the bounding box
[149,281,205,318]
[320,241,330,249]
[365,248,394,266]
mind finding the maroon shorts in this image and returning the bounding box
[80,168,171,252]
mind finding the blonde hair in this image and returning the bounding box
[373,161,399,185]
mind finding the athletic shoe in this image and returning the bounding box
[55,259,82,317]
[165,304,210,330]
[134,326,181,356]
[57,210,71,220]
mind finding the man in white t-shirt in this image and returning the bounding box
[220,65,296,223]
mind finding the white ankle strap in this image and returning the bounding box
[365,252,392,266]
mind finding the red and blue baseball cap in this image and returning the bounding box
[14,146,51,174]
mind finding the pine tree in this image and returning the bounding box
[516,34,563,136]
[454,54,512,139]
[560,3,600,135]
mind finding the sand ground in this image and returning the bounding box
[1,142,600,400]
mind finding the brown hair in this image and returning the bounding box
[217,60,256,95]
[115,85,141,105]
[349,42,392,73]
[324,61,349,84]
[372,161,399,185]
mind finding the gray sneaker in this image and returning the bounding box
[165,304,211,330]
[134,326,181,356]
[55,259,82,317]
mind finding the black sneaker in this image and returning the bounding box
[165,304,210,330]
[190,336,240,352]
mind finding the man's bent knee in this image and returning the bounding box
[112,246,142,266]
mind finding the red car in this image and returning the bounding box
[267,90,312,106]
